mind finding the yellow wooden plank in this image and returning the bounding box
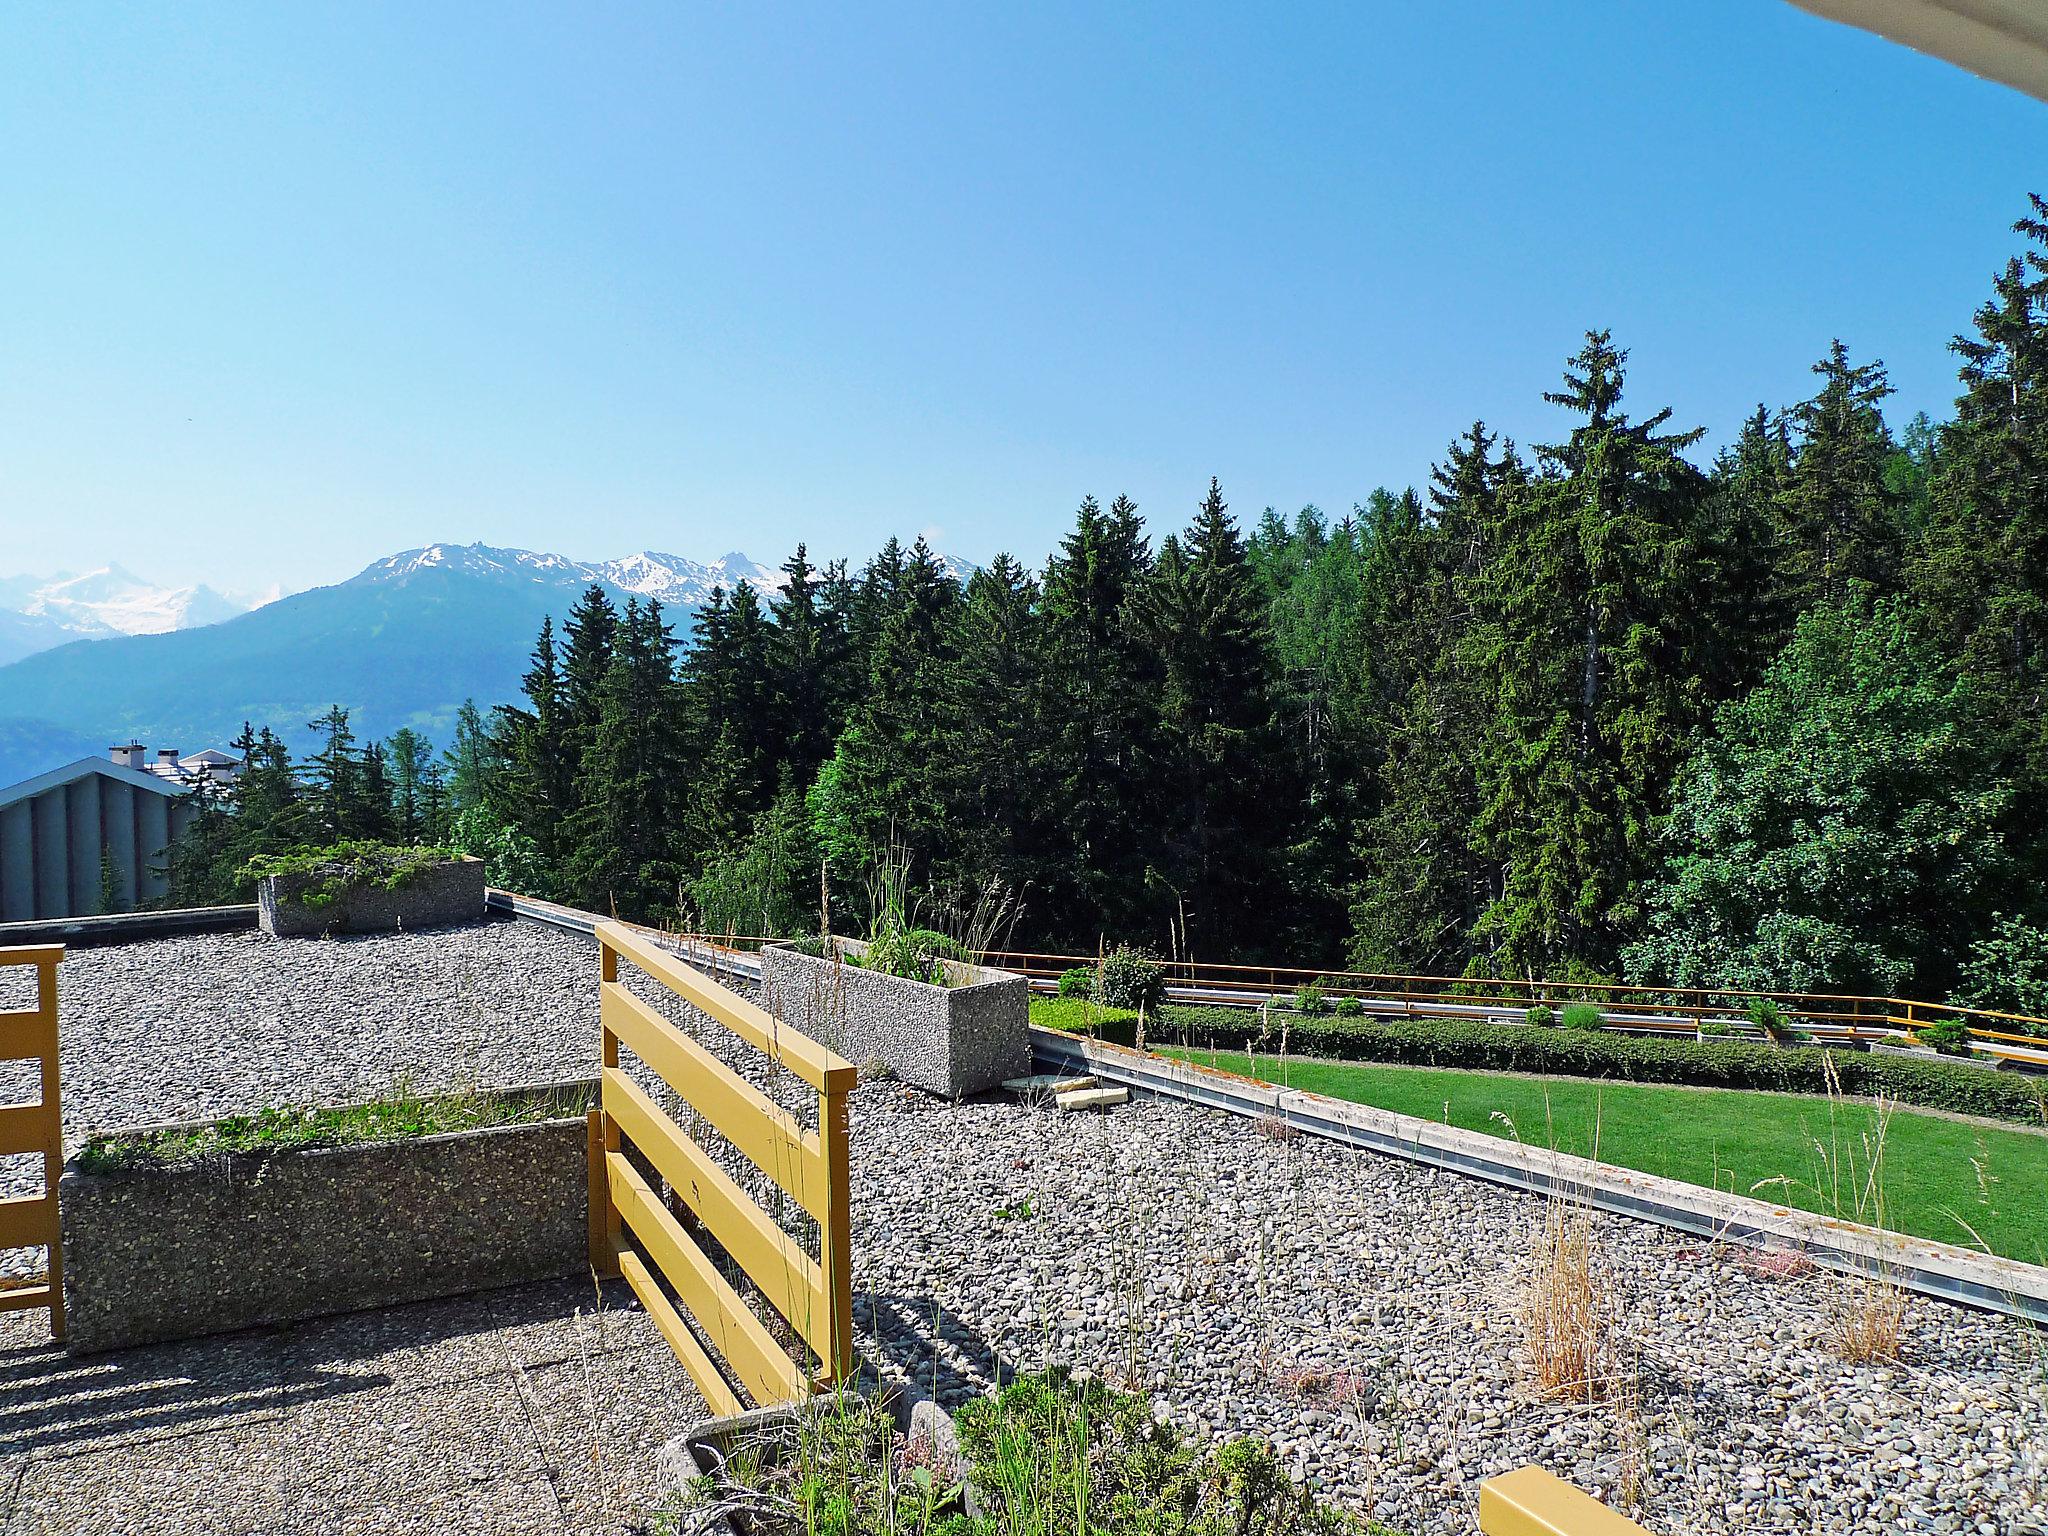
[602,1067,829,1360]
[0,1194,54,1249]
[0,1105,52,1157]
[0,1282,54,1315]
[601,984,829,1218]
[815,1083,855,1384]
[1478,1466,1653,1536]
[608,1152,809,1407]
[617,1249,746,1418]
[598,922,856,1092]
[0,1009,54,1064]
[0,946,65,969]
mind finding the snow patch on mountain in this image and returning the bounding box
[0,565,258,661]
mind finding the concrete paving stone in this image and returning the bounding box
[513,1346,704,1533]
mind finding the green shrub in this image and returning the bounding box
[854,926,951,985]
[1333,995,1365,1019]
[1135,1006,2048,1126]
[1029,996,1140,1033]
[1291,981,1330,1016]
[1524,1004,1556,1028]
[242,841,461,910]
[1559,1002,1605,1031]
[1748,998,1793,1040]
[1919,1018,1975,1056]
[1057,967,1095,999]
[1696,1019,1734,1038]
[1097,946,1166,1012]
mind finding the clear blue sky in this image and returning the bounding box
[2,2,2042,595]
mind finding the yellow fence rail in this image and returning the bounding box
[0,944,64,1340]
[588,920,857,1416]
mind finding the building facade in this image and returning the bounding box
[0,751,202,921]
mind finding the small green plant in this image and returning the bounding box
[992,1196,1036,1221]
[1097,946,1166,1012]
[1290,981,1330,1016]
[1749,998,1798,1042]
[1334,995,1365,1019]
[1697,1019,1734,1038]
[1919,1018,1975,1056]
[1525,1004,1557,1028]
[1559,1003,1605,1031]
[1056,966,1095,999]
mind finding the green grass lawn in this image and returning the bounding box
[1162,1047,2048,1266]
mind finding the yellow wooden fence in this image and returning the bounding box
[1479,1467,1652,1534]
[588,920,856,1416]
[0,944,64,1339]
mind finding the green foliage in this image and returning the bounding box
[1097,946,1166,1012]
[1290,981,1330,1016]
[1333,995,1365,1019]
[1028,996,1142,1032]
[1952,912,2048,1019]
[1918,1018,1975,1056]
[76,1082,591,1174]
[850,925,963,987]
[687,789,823,939]
[1056,967,1094,998]
[1524,1004,1556,1028]
[243,840,461,910]
[1142,1006,2048,1126]
[1625,599,2012,998]
[1747,998,1791,1041]
[1558,1003,1604,1031]
[448,806,551,898]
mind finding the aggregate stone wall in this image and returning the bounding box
[761,942,1028,1098]
[258,857,486,937]
[59,1110,591,1354]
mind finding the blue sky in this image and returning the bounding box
[2,2,2042,596]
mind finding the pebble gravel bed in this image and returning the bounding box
[5,922,2045,1533]
[846,1087,2048,1536]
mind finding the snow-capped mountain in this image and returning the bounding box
[0,539,979,784]
[352,544,784,609]
[0,565,258,665]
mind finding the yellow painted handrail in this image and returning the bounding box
[0,944,65,1340]
[589,920,856,1413]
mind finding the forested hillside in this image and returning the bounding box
[165,197,2048,1013]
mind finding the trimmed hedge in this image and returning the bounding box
[1089,1006,2048,1128]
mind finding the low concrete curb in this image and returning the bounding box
[0,904,258,948]
[59,1080,598,1353]
[1033,1028,2048,1326]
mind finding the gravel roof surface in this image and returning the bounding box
[3,918,602,1143]
[846,1085,2046,1536]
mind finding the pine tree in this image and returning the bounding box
[1132,479,1284,956]
[1778,340,1906,608]
[1469,332,1713,976]
[500,617,574,866]
[357,742,397,841]
[768,544,851,792]
[1037,494,1157,942]
[565,598,682,917]
[385,728,434,843]
[303,706,362,841]
[559,584,620,775]
[443,700,496,812]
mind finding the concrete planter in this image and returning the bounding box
[762,939,1028,1098]
[58,1081,595,1353]
[258,855,485,937]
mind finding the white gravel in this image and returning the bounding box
[7,922,2045,1534]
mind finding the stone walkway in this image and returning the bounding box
[0,1279,702,1536]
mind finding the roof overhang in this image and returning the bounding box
[1789,1,2048,102]
[0,757,192,812]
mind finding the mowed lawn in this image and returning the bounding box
[1163,1048,2048,1266]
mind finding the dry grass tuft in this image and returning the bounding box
[1522,1196,1613,1402]
[1832,1268,1908,1364]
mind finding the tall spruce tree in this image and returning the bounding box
[1470,332,1713,976]
[565,598,682,918]
[1778,340,1906,609]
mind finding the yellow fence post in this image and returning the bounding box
[0,944,65,1340]
[816,1077,855,1384]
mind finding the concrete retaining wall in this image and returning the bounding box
[763,941,1028,1097]
[59,1095,594,1353]
[259,857,486,937]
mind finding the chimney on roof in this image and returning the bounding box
[109,743,146,770]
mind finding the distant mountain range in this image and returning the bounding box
[0,542,961,787]
[0,565,259,666]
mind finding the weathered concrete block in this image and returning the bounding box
[762,940,1028,1098]
[59,1102,591,1353]
[258,856,486,937]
